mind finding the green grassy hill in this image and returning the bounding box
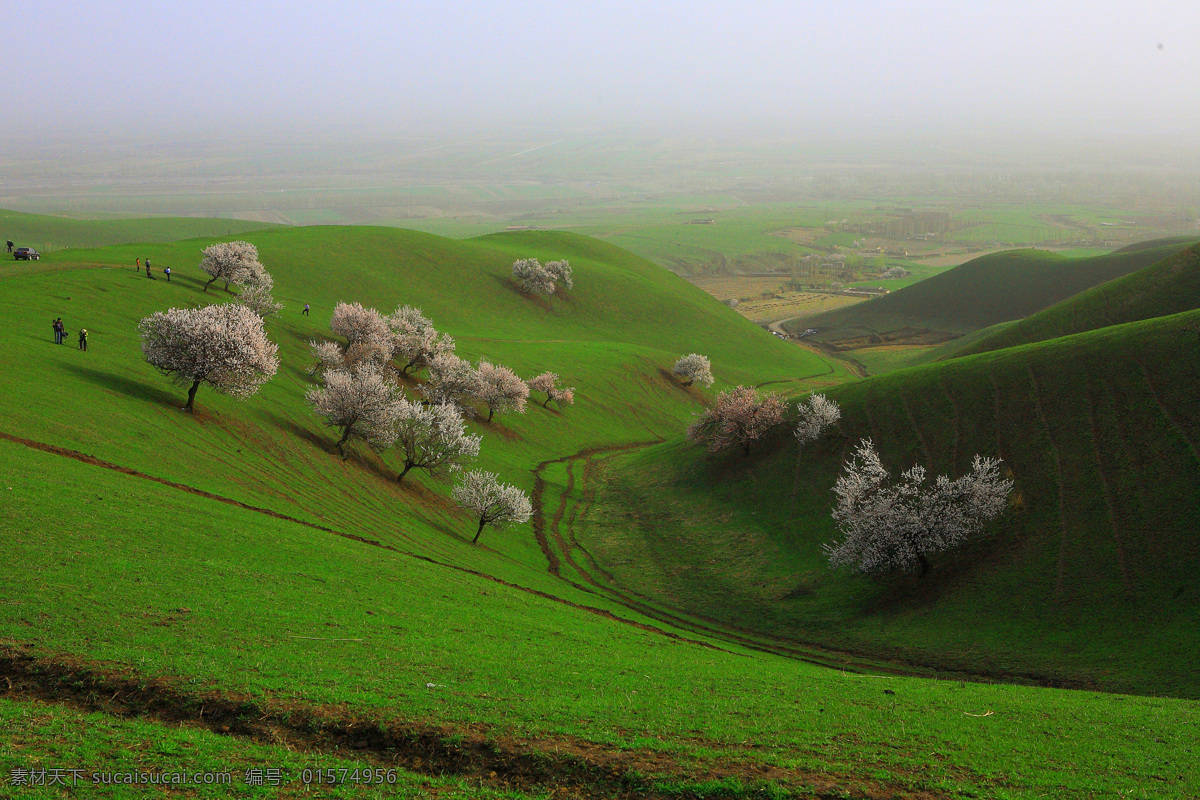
[0,208,281,253]
[783,239,1197,347]
[2,223,1197,798]
[578,310,1200,698]
[946,243,1200,359]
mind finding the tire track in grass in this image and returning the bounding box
[0,430,729,654]
[1026,366,1070,597]
[1140,361,1200,467]
[1083,380,1132,592]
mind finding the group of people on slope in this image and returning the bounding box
[51,318,87,350]
[135,257,170,281]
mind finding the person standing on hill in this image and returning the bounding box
[78,328,88,351]
[145,259,155,279]
[53,318,65,345]
[164,266,171,282]
[6,241,13,253]
[302,303,310,316]
[136,257,141,272]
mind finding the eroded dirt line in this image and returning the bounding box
[0,651,930,800]
[1140,361,1200,467]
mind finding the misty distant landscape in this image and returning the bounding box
[3,1,1199,798]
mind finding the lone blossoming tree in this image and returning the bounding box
[233,272,283,318]
[139,303,279,411]
[390,399,482,484]
[474,359,529,421]
[452,470,533,544]
[305,363,402,458]
[511,258,556,295]
[526,372,575,409]
[823,439,1013,577]
[795,393,841,446]
[686,385,786,456]
[671,353,715,387]
[544,259,573,291]
[199,241,265,293]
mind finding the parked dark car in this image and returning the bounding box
[13,247,40,261]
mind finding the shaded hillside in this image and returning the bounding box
[782,240,1196,347]
[947,243,1200,358]
[581,309,1200,697]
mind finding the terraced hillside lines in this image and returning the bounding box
[1026,365,1072,599]
[785,240,1196,346]
[579,310,1200,697]
[950,242,1200,359]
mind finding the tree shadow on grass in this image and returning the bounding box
[261,410,335,455]
[59,363,180,407]
[489,274,553,313]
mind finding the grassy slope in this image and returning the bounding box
[0,208,281,253]
[2,224,1197,797]
[782,239,1197,343]
[579,310,1200,698]
[947,243,1200,359]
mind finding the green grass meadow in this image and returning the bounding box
[1,218,1198,798]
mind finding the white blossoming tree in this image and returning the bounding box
[452,470,533,544]
[389,305,455,375]
[823,439,1014,577]
[420,352,481,412]
[200,241,265,293]
[795,393,841,446]
[305,363,402,458]
[233,271,283,318]
[686,385,786,457]
[138,303,279,411]
[671,353,715,387]
[474,359,529,422]
[390,399,482,484]
[544,259,573,291]
[526,372,575,409]
[511,258,556,296]
[329,302,393,368]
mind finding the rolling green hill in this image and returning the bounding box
[0,208,281,253]
[782,239,1197,347]
[947,242,1200,359]
[578,310,1200,698]
[2,223,1197,798]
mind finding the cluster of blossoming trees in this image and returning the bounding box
[136,244,557,542]
[676,353,1012,578]
[512,258,573,296]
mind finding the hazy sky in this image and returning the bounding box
[7,0,1200,140]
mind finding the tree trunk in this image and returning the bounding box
[203,277,216,293]
[184,379,201,411]
[487,407,495,422]
[336,427,353,459]
[917,552,931,578]
[683,378,694,386]
[542,396,552,408]
[472,518,487,544]
[396,462,414,483]
[743,441,751,457]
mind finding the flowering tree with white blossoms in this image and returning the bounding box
[544,259,573,291]
[305,363,402,458]
[795,393,841,446]
[511,259,556,296]
[200,241,266,293]
[389,399,481,484]
[139,303,279,411]
[526,372,574,409]
[233,271,283,318]
[686,385,786,457]
[388,305,455,375]
[329,302,394,368]
[672,353,715,387]
[452,470,533,544]
[823,439,1013,577]
[474,359,529,422]
[419,352,481,413]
